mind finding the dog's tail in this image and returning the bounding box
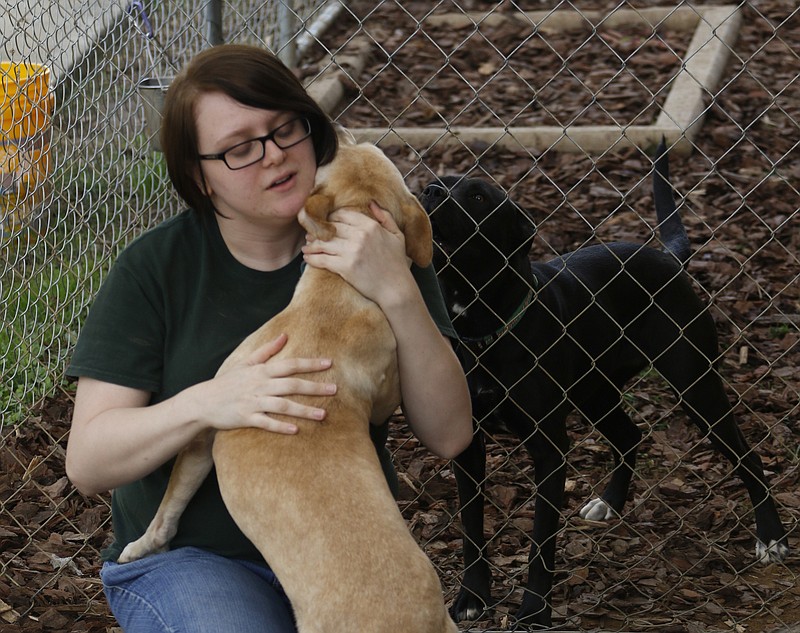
[653,137,691,265]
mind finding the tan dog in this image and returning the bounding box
[118,140,458,633]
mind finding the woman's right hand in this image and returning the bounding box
[191,333,337,435]
[67,333,337,495]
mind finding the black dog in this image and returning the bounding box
[420,143,789,629]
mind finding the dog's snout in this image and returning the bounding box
[422,183,447,199]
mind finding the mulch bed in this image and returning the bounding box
[319,4,695,128]
[1,397,110,632]
[3,1,799,631]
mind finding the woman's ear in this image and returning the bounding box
[194,164,213,197]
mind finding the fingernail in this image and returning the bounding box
[314,409,327,420]
[325,383,337,394]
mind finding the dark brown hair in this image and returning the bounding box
[160,44,338,214]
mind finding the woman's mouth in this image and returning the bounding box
[269,173,294,189]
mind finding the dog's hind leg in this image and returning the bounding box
[677,370,787,562]
[655,337,789,563]
[451,431,492,622]
[118,430,215,563]
[577,389,642,521]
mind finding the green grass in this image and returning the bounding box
[1,148,170,425]
[769,323,791,339]
[0,249,96,424]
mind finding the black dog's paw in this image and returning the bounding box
[756,538,790,564]
[450,587,489,622]
[514,594,553,630]
[579,497,619,521]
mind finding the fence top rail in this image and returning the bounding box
[1,0,128,86]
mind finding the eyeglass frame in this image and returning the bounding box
[197,117,312,171]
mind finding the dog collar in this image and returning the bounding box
[460,282,536,351]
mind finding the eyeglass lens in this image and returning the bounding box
[224,118,310,169]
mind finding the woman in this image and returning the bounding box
[65,44,472,632]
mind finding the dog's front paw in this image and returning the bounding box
[450,589,487,622]
[515,593,552,630]
[118,535,168,563]
[450,568,491,623]
[579,498,618,522]
[755,539,789,564]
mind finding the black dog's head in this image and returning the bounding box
[421,176,535,273]
[419,175,536,322]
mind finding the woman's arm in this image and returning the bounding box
[66,334,337,496]
[379,280,473,459]
[301,206,473,459]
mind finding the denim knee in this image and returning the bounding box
[101,547,296,633]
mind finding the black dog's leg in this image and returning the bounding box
[515,418,569,629]
[654,331,789,561]
[678,371,788,560]
[451,431,492,621]
[579,400,642,520]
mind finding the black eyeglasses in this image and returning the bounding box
[198,117,312,170]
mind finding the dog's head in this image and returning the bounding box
[420,175,535,276]
[300,142,433,268]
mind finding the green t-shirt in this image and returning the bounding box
[67,208,455,563]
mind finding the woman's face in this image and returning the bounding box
[194,91,317,227]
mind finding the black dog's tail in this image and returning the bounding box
[653,138,691,265]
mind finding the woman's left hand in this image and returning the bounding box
[302,202,473,460]
[301,203,412,308]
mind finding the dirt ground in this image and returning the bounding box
[2,1,798,631]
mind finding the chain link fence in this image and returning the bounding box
[2,0,798,631]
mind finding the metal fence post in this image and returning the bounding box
[206,0,224,45]
[277,0,298,67]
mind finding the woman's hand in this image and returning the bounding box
[67,334,338,495]
[301,202,472,459]
[194,333,337,435]
[301,203,414,309]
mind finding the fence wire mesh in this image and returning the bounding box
[1,1,798,631]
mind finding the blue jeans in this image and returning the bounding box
[101,547,297,632]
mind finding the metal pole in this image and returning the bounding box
[276,0,298,67]
[206,0,224,46]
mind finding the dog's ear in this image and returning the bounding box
[398,196,433,267]
[334,123,357,146]
[301,191,337,241]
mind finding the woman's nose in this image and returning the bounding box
[261,139,286,166]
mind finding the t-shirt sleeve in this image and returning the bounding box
[66,257,165,393]
[411,263,457,339]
